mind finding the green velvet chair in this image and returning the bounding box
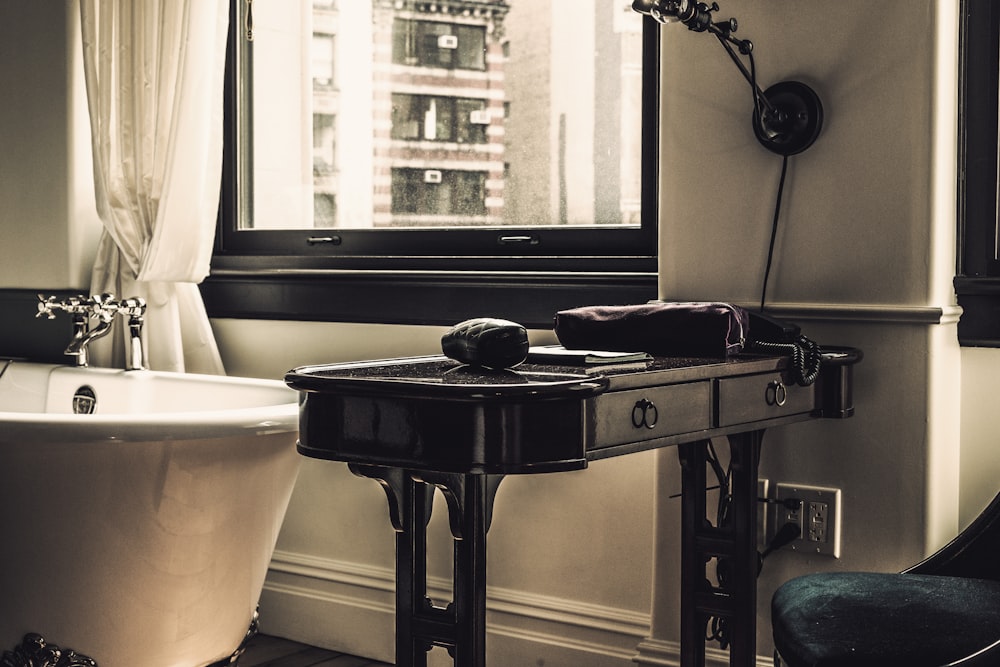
[771,490,1000,666]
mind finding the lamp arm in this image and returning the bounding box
[633,0,824,156]
[708,26,776,116]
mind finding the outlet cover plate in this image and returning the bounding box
[772,483,841,558]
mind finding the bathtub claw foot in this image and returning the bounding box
[1,633,98,667]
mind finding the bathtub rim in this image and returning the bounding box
[0,362,301,442]
[0,403,299,442]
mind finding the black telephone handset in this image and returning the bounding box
[747,311,801,344]
[745,311,822,386]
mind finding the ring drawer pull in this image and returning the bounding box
[765,380,787,407]
[631,398,659,429]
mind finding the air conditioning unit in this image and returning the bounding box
[469,109,491,125]
[423,169,443,184]
[437,34,458,49]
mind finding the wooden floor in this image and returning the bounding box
[239,634,392,666]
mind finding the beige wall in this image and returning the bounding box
[0,2,100,290]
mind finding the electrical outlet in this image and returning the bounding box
[771,483,841,558]
[807,501,829,542]
[757,478,769,549]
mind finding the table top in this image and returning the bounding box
[285,350,856,399]
[287,348,861,474]
[286,356,608,401]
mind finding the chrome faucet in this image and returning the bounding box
[64,293,116,367]
[37,293,147,369]
[118,297,147,371]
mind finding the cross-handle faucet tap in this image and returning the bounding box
[36,293,90,319]
[62,293,116,368]
[38,294,110,367]
[36,293,147,369]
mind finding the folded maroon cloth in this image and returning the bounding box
[553,302,748,357]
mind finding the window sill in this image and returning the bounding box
[201,258,658,329]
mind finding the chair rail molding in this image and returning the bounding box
[755,302,963,326]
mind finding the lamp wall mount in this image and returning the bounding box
[754,81,824,156]
[633,0,824,156]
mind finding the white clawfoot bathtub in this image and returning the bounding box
[0,360,301,667]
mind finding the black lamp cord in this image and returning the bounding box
[760,154,788,313]
[750,49,822,386]
[755,155,823,386]
[748,40,788,314]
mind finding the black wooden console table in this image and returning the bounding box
[286,348,860,667]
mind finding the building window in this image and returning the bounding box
[208,0,659,326]
[313,113,336,175]
[955,0,1000,345]
[391,94,488,144]
[311,33,335,89]
[391,169,486,218]
[314,193,337,227]
[392,19,486,71]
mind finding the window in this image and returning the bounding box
[207,1,659,327]
[391,94,489,144]
[392,168,487,218]
[311,33,335,89]
[313,113,335,174]
[955,0,1000,345]
[392,19,487,71]
[314,193,337,227]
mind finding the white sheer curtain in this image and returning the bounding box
[79,0,228,374]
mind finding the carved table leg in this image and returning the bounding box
[726,431,764,667]
[678,439,710,667]
[677,431,764,667]
[349,465,504,667]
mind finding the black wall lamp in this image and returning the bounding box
[633,0,823,156]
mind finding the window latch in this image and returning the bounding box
[497,234,540,246]
[245,0,254,41]
[307,236,342,246]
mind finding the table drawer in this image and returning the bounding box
[717,372,815,426]
[591,381,712,448]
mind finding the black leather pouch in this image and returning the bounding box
[553,302,748,357]
[441,317,529,369]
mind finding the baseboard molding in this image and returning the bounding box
[258,549,650,666]
[633,637,773,667]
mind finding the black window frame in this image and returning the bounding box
[203,3,660,328]
[955,0,1000,345]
